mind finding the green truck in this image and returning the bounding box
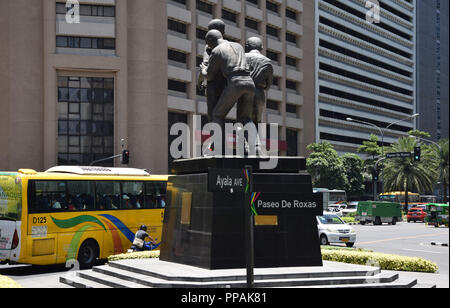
[356,201,402,225]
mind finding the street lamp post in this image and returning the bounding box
[346,113,420,197]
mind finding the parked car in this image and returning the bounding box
[327,204,345,216]
[317,212,356,247]
[342,201,358,217]
[407,207,427,223]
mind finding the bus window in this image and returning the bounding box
[31,181,66,213]
[67,181,95,211]
[95,181,121,210]
[145,182,167,209]
[121,182,144,209]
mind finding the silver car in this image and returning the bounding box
[317,212,356,247]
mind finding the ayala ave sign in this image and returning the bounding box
[208,168,323,216]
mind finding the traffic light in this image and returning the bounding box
[414,146,421,162]
[372,169,379,182]
[121,150,130,164]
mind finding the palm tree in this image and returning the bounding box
[383,137,438,211]
[432,139,449,202]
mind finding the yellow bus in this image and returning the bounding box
[378,191,420,209]
[0,166,167,268]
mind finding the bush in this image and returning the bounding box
[321,249,438,273]
[0,275,22,288]
[108,250,160,262]
[321,245,372,252]
[107,249,438,274]
[341,216,356,224]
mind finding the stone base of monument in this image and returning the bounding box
[160,156,323,270]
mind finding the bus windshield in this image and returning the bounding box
[0,173,22,220]
[329,190,347,203]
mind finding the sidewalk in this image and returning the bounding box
[385,270,448,288]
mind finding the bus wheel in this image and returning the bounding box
[392,217,397,225]
[78,239,99,269]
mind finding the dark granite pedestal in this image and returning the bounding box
[160,156,323,270]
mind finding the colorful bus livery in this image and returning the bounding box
[0,167,168,268]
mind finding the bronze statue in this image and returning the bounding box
[200,30,255,129]
[197,19,227,123]
[245,37,274,124]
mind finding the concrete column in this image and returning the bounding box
[127,0,168,173]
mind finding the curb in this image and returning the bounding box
[431,242,449,247]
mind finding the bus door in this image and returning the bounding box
[26,180,60,265]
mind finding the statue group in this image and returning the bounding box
[198,19,274,154]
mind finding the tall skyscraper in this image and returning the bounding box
[315,0,417,154]
[416,0,449,141]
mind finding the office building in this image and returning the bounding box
[315,0,417,154]
[416,0,449,141]
[0,0,311,173]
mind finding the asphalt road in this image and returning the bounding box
[352,222,449,276]
[1,222,448,288]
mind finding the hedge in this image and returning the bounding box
[0,275,22,288]
[321,249,438,273]
[107,249,438,273]
[108,250,160,262]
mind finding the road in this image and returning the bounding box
[1,222,448,288]
[351,222,449,287]
[352,222,449,274]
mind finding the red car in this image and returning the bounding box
[407,208,427,223]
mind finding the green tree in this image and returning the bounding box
[341,153,365,200]
[408,129,431,139]
[430,139,449,202]
[357,134,382,159]
[383,137,438,210]
[306,142,347,190]
[357,134,382,181]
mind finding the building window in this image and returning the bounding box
[267,100,279,111]
[286,80,298,92]
[266,50,279,63]
[286,32,297,44]
[286,56,297,68]
[222,9,238,24]
[168,19,187,35]
[266,1,279,14]
[286,8,297,21]
[168,112,188,169]
[286,104,298,114]
[196,0,213,14]
[56,36,115,50]
[56,3,115,17]
[266,25,279,39]
[286,129,298,156]
[168,49,188,65]
[57,76,114,166]
[245,18,259,31]
[168,79,188,93]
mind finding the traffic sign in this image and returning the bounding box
[385,152,412,159]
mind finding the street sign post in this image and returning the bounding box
[385,152,413,159]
